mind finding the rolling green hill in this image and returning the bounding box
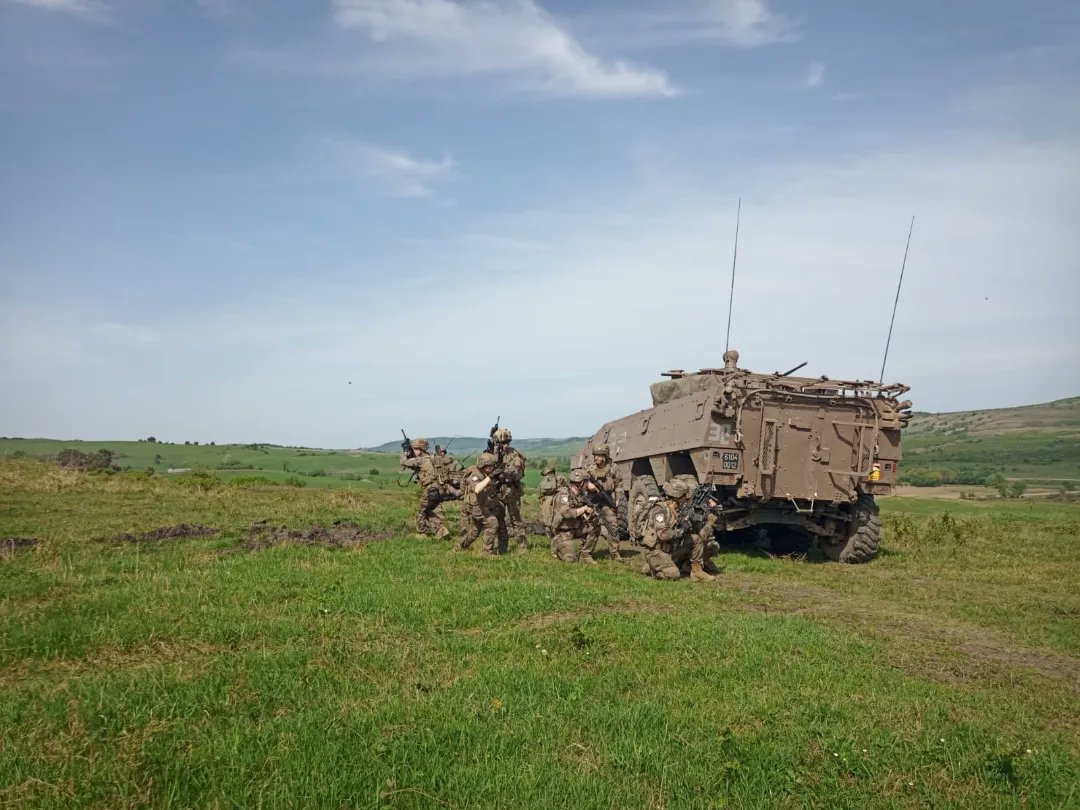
[902,396,1080,485]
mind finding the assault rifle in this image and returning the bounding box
[675,484,723,535]
[400,429,415,459]
[580,480,620,540]
[485,415,501,457]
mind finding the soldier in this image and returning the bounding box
[549,468,601,563]
[581,443,623,561]
[638,475,719,581]
[490,427,528,553]
[538,463,565,536]
[399,438,449,539]
[455,452,507,556]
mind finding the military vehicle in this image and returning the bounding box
[581,350,912,563]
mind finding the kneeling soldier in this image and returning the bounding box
[550,469,601,564]
[640,476,719,581]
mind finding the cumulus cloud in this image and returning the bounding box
[332,0,678,98]
[805,60,824,88]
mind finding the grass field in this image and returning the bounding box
[1,458,1078,808]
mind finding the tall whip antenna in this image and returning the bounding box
[880,215,915,383]
[724,197,741,352]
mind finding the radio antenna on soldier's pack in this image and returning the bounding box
[879,215,915,384]
[724,198,741,353]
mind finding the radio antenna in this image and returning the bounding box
[879,215,915,384]
[724,197,741,352]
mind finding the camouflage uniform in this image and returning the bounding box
[639,476,718,581]
[538,464,565,535]
[455,453,507,556]
[549,469,600,563]
[400,439,449,539]
[432,450,463,536]
[581,444,623,561]
[491,428,528,553]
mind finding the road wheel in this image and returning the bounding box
[820,494,880,563]
[628,474,660,543]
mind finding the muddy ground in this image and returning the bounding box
[95,524,221,544]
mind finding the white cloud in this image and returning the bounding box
[9,0,97,12]
[704,0,794,46]
[332,0,678,98]
[344,142,455,198]
[805,60,824,88]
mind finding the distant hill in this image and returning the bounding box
[366,436,589,459]
[907,396,1080,435]
[902,396,1080,485]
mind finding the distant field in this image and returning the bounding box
[0,439,551,491]
[1,458,1077,808]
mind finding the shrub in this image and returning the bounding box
[226,475,278,488]
[307,469,327,477]
[57,448,117,472]
[284,477,307,488]
[369,468,380,475]
[175,470,220,492]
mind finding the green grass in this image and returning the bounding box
[1,459,1078,808]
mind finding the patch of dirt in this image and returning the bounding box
[234,519,394,552]
[95,524,220,544]
[1,537,39,558]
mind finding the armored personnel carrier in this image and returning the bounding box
[583,350,912,563]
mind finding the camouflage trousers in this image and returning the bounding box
[582,504,621,560]
[551,520,598,563]
[416,486,449,539]
[643,535,719,580]
[456,502,506,556]
[500,489,527,552]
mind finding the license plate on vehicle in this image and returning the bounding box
[721,452,739,470]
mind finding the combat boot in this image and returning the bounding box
[690,563,716,582]
[579,551,598,566]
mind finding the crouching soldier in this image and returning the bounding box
[455,452,507,556]
[550,469,601,564]
[639,475,720,582]
[400,438,449,539]
[538,463,565,537]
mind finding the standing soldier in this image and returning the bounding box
[638,475,719,581]
[490,427,528,553]
[400,438,449,539]
[455,452,507,556]
[430,445,461,539]
[549,469,601,563]
[581,443,623,561]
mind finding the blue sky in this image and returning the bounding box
[1,0,1078,446]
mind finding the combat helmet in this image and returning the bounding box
[569,468,588,484]
[411,438,430,451]
[477,452,498,468]
[662,478,692,498]
[591,443,610,458]
[492,428,512,443]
